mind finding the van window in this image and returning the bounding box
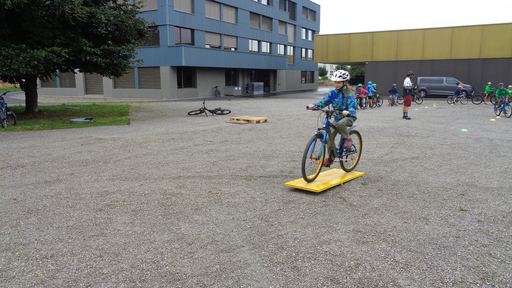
[419,78,443,84]
[446,78,458,85]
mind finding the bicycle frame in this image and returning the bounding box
[308,112,357,161]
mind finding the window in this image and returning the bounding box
[278,44,285,56]
[288,1,296,21]
[224,35,237,51]
[177,67,196,88]
[138,67,161,89]
[287,24,295,43]
[308,30,313,41]
[302,7,316,21]
[287,46,294,64]
[250,13,260,29]
[223,4,237,23]
[174,27,194,45]
[301,28,306,40]
[261,0,269,5]
[279,0,286,11]
[262,41,270,54]
[140,0,158,11]
[278,21,286,35]
[143,26,160,46]
[205,32,221,49]
[262,16,272,31]
[174,0,193,13]
[301,48,306,59]
[301,71,315,84]
[249,39,259,53]
[114,69,136,89]
[308,49,313,60]
[205,0,220,20]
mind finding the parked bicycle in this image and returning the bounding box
[187,99,231,116]
[212,86,221,98]
[301,107,362,182]
[493,97,511,118]
[447,93,468,105]
[472,90,496,105]
[0,92,17,128]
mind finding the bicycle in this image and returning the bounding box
[372,93,383,108]
[411,89,423,105]
[447,93,468,105]
[301,107,362,182]
[472,90,496,105]
[212,86,221,98]
[187,99,231,116]
[493,97,511,118]
[0,92,17,128]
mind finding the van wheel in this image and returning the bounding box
[419,90,427,98]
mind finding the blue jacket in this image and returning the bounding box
[366,85,377,96]
[388,87,398,95]
[314,87,357,121]
[454,87,462,96]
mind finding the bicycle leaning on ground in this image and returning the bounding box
[187,99,231,116]
[0,92,17,128]
[212,86,221,98]
[301,107,362,182]
[493,97,511,118]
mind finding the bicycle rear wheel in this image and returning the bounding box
[0,112,6,128]
[472,95,483,105]
[188,109,205,116]
[6,107,16,125]
[494,104,501,116]
[301,134,325,183]
[447,96,454,104]
[339,130,362,172]
[214,109,231,115]
[460,96,468,105]
[376,96,383,107]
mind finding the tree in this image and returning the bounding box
[0,0,150,113]
[349,66,365,78]
[318,66,327,77]
[335,65,349,71]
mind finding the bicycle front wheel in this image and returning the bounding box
[301,134,325,183]
[188,109,204,116]
[460,96,468,105]
[472,95,483,105]
[447,96,454,104]
[415,96,423,105]
[6,107,16,125]
[214,109,231,115]
[494,104,501,116]
[340,130,362,172]
[397,97,403,105]
[505,103,512,118]
[490,95,496,105]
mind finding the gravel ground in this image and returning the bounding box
[1,90,511,287]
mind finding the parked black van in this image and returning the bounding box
[416,77,474,97]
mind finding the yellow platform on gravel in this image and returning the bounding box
[284,169,365,193]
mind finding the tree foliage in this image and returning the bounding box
[318,66,327,77]
[349,66,365,77]
[0,0,150,112]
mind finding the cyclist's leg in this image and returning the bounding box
[333,117,354,148]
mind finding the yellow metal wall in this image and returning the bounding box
[314,23,512,63]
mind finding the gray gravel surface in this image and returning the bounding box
[1,90,511,287]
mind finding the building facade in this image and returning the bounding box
[38,0,320,99]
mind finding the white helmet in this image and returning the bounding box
[331,70,350,82]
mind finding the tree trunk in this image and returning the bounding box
[24,76,39,113]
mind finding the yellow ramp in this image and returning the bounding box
[284,169,364,193]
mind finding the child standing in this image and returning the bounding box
[366,81,377,108]
[307,70,357,167]
[388,84,398,106]
[357,84,369,109]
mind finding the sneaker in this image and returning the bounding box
[323,158,332,167]
[342,138,353,148]
[484,102,488,105]
[403,116,411,120]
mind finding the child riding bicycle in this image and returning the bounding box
[483,82,494,105]
[496,82,511,107]
[357,84,368,110]
[307,70,357,167]
[388,84,398,106]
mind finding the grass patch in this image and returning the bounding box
[1,103,131,131]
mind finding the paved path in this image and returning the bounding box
[1,92,511,286]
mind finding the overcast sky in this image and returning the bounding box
[311,0,512,35]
